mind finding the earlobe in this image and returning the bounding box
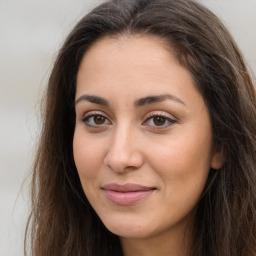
[210,150,224,170]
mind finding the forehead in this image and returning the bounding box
[75,35,206,113]
[84,34,172,57]
[76,35,194,91]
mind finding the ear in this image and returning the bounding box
[210,146,225,170]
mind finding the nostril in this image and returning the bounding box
[104,149,144,173]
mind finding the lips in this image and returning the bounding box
[101,183,156,206]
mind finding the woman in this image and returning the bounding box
[25,0,256,255]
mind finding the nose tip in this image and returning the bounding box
[104,150,144,173]
[104,133,144,173]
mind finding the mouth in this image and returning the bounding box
[101,183,156,206]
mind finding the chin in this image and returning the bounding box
[108,226,152,239]
[100,215,161,239]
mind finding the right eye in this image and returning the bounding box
[82,112,111,128]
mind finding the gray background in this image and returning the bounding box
[0,0,255,255]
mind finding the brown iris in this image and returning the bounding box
[153,116,166,126]
[94,115,105,125]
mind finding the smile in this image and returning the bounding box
[102,183,156,206]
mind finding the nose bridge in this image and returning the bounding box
[104,120,143,172]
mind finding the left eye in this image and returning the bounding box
[82,114,111,126]
[144,115,176,128]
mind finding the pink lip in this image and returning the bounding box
[102,183,156,206]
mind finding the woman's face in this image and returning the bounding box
[73,36,222,240]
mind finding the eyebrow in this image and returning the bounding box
[75,94,185,106]
[75,95,109,106]
[134,94,185,106]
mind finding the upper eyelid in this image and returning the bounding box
[82,110,110,119]
[144,111,176,120]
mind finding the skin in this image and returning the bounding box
[73,35,223,256]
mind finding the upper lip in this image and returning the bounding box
[101,183,156,192]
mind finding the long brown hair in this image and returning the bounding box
[25,0,256,255]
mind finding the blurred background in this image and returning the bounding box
[0,0,255,255]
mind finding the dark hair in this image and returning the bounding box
[25,0,256,255]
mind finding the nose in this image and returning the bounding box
[104,124,144,173]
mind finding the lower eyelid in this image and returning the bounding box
[81,112,113,128]
[144,113,177,127]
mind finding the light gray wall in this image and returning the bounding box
[1,1,255,255]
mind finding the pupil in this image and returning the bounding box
[94,115,105,124]
[154,116,165,126]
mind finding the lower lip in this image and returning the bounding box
[103,189,155,206]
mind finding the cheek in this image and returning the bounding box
[158,140,211,216]
[149,129,213,193]
[73,130,104,181]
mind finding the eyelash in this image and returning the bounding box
[82,111,177,130]
[143,113,177,129]
[82,111,111,128]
